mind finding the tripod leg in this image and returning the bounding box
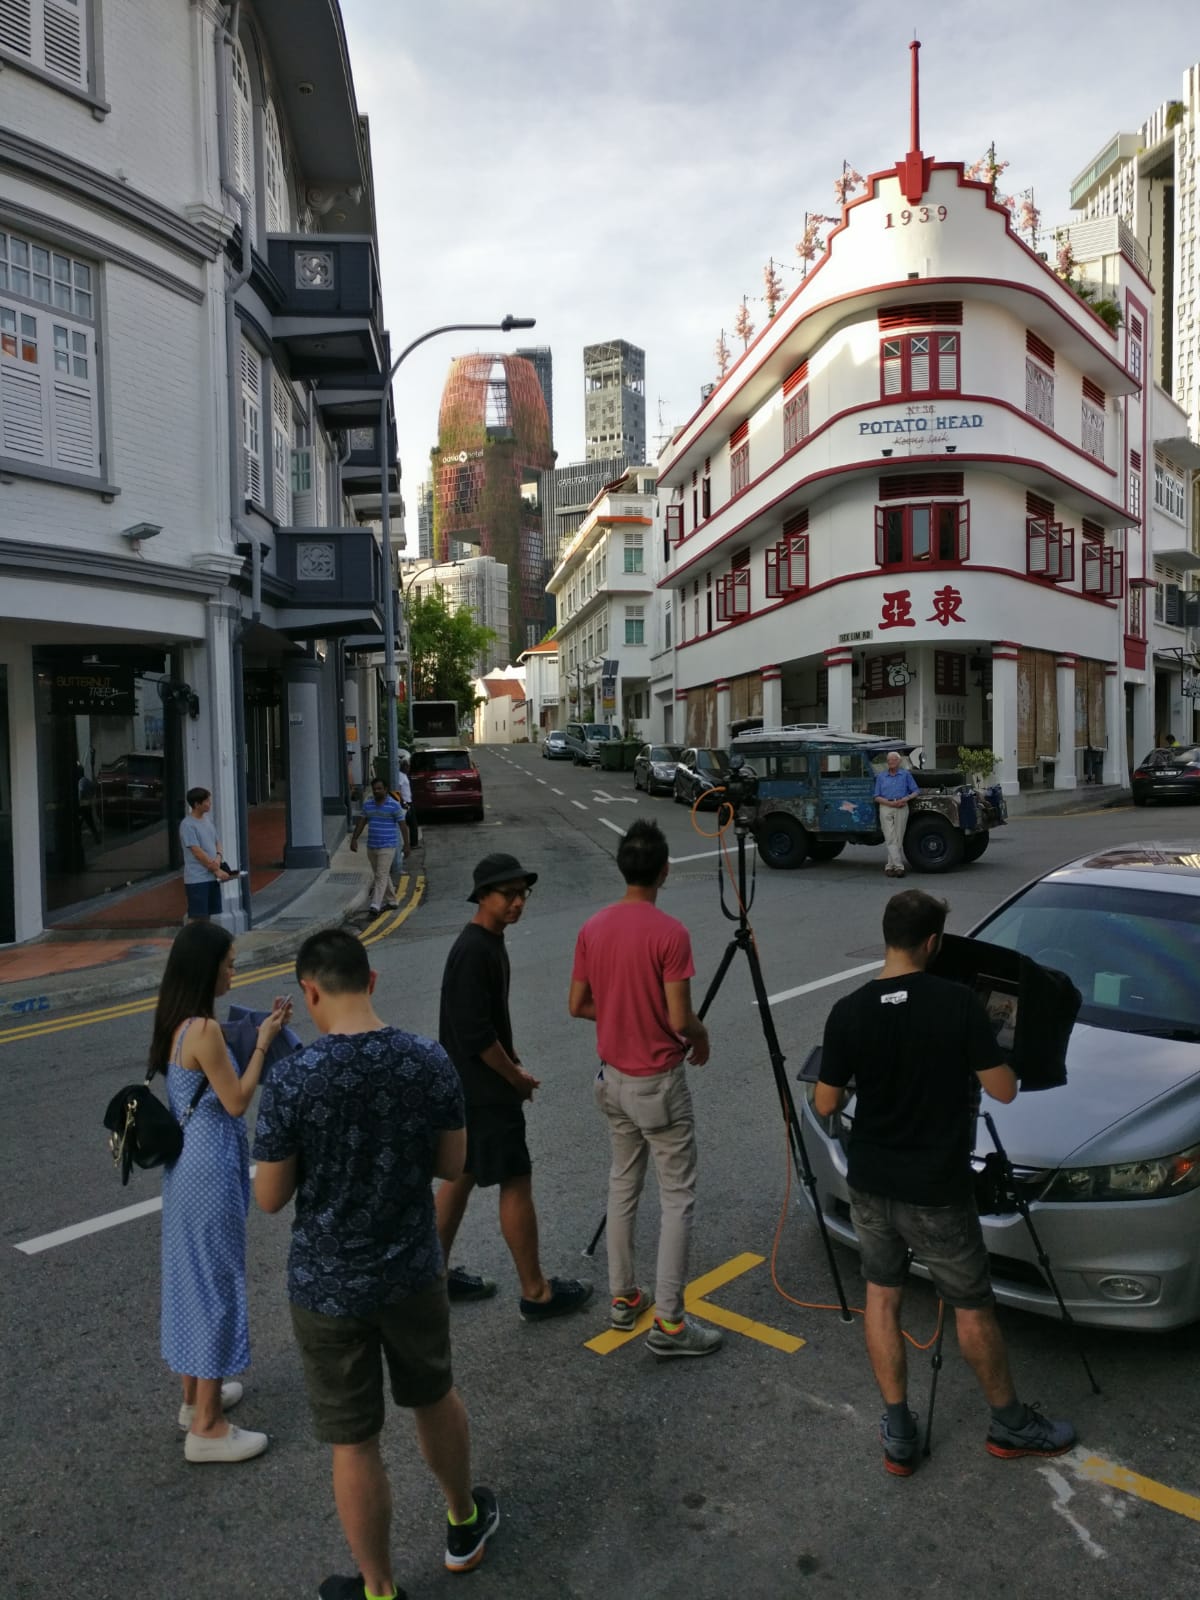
[741,932,853,1322]
[922,1302,946,1458]
[982,1114,1101,1395]
[583,1207,607,1258]
[697,937,741,1022]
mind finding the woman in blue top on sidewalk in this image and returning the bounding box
[148,922,292,1463]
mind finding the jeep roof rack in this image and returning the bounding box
[730,725,917,753]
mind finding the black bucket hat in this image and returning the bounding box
[468,853,539,903]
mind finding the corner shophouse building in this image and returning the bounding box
[656,118,1182,794]
[0,0,396,945]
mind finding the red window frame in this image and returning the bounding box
[874,501,969,568]
[1082,539,1124,599]
[665,503,684,545]
[729,442,750,497]
[879,332,960,399]
[1026,517,1075,583]
[715,567,750,622]
[765,533,809,597]
[783,388,810,451]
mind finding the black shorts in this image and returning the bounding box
[464,1100,531,1188]
[289,1280,453,1445]
[185,880,221,917]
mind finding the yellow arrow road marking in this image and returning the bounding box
[1076,1452,1200,1523]
[0,876,424,1045]
[586,1251,804,1356]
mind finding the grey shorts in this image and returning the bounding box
[849,1187,994,1309]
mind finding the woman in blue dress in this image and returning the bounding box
[149,921,292,1464]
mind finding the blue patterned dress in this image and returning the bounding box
[160,1018,250,1378]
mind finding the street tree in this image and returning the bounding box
[405,585,495,729]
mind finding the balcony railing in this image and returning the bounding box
[274,525,385,614]
[265,235,385,379]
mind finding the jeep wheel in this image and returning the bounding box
[756,815,809,869]
[963,832,990,863]
[807,841,846,863]
[904,816,964,873]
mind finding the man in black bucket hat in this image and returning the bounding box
[436,853,593,1322]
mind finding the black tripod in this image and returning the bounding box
[584,810,853,1323]
[922,1107,1101,1458]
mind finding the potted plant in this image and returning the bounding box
[957,746,1001,790]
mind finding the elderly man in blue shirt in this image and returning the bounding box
[873,750,920,877]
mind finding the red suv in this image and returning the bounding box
[409,748,484,822]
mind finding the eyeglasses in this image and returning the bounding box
[490,883,533,902]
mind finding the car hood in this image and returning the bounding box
[985,1022,1200,1168]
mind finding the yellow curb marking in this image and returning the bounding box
[586,1251,805,1356]
[0,876,425,1046]
[1077,1453,1200,1524]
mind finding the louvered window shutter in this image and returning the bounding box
[1,303,50,461]
[43,0,86,87]
[49,318,97,472]
[264,103,288,234]
[230,41,256,228]
[314,443,327,524]
[239,340,263,506]
[291,445,314,524]
[271,371,292,523]
[909,335,931,391]
[0,2,34,63]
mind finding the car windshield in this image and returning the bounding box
[1141,748,1200,769]
[585,725,613,739]
[975,880,1200,1042]
[412,751,472,772]
[651,747,682,761]
[698,750,729,772]
[546,732,566,742]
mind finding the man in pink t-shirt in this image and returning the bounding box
[569,819,722,1359]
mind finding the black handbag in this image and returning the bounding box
[103,1073,207,1186]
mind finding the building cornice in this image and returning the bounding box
[0,128,223,263]
[0,539,227,597]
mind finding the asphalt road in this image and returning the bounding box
[3,747,1199,1599]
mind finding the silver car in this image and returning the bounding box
[799,842,1200,1331]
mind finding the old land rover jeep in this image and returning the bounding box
[730,727,1007,873]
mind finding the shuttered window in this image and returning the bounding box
[880,333,959,398]
[314,440,329,524]
[0,229,99,477]
[0,0,89,91]
[264,101,289,234]
[229,40,256,235]
[240,339,264,507]
[271,371,293,522]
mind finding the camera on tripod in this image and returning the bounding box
[714,753,759,819]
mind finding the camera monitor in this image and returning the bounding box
[928,934,1080,1091]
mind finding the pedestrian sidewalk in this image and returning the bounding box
[0,830,398,1021]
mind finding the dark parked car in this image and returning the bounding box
[541,730,573,760]
[408,748,483,821]
[633,744,684,795]
[799,842,1200,1330]
[1131,747,1200,805]
[96,752,165,828]
[673,748,731,807]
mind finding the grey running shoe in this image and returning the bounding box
[610,1288,646,1331]
[986,1403,1075,1459]
[880,1409,920,1476]
[646,1315,723,1358]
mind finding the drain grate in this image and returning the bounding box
[327,872,365,885]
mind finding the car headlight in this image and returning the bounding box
[1041,1142,1200,1202]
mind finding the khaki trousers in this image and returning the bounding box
[594,1062,697,1322]
[366,845,398,909]
[879,804,908,871]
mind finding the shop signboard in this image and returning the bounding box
[49,666,135,716]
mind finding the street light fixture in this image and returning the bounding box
[379,315,535,788]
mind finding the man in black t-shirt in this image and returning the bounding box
[435,852,592,1322]
[816,889,1074,1476]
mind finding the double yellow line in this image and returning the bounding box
[0,874,425,1047]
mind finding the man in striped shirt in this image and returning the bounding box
[350,777,404,915]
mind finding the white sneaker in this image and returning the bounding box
[178,1380,243,1431]
[184,1423,268,1464]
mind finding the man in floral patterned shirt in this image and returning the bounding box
[254,929,499,1599]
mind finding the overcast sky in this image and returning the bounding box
[340,0,1196,512]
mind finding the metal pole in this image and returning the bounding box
[378,317,534,789]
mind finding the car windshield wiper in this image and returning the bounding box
[1107,1023,1200,1042]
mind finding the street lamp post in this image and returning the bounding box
[378,314,535,788]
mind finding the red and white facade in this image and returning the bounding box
[656,52,1160,794]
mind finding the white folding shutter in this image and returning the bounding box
[271,371,291,523]
[230,41,255,218]
[1,303,49,461]
[264,102,288,234]
[909,335,931,391]
[0,1,33,63]
[50,322,98,472]
[42,0,86,87]
[314,440,327,524]
[240,340,262,505]
[291,445,314,524]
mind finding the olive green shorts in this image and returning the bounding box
[289,1279,453,1444]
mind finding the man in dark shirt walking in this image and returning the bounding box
[436,852,592,1321]
[815,889,1074,1476]
[253,929,499,1598]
